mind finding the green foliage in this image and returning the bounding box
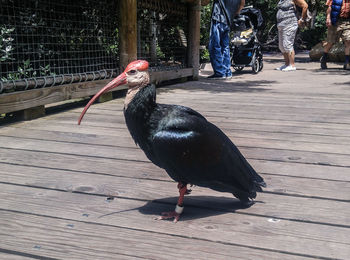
[299,12,327,49]
[0,26,15,62]
[200,4,212,62]
[3,59,35,81]
[1,1,119,82]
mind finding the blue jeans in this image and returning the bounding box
[208,20,232,77]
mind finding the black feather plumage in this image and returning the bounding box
[124,84,266,202]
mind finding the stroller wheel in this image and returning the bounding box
[259,59,263,71]
[252,57,260,74]
[233,66,244,71]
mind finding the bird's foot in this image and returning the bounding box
[156,205,184,223]
[157,211,181,223]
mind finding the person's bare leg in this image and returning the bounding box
[283,52,289,66]
[288,50,295,67]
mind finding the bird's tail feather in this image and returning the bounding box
[247,163,266,190]
[252,175,266,192]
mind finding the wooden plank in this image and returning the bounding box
[0,79,120,115]
[5,99,349,130]
[151,68,194,84]
[3,122,350,156]
[0,132,350,195]
[1,142,349,183]
[1,134,350,169]
[0,210,307,260]
[13,101,350,134]
[156,89,350,107]
[0,145,349,199]
[5,118,350,153]
[0,252,40,260]
[38,104,350,138]
[0,161,349,226]
[63,93,350,115]
[0,158,349,203]
[0,184,348,259]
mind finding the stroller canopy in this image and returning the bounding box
[239,7,264,29]
[231,7,264,31]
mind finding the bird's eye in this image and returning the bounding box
[128,69,137,74]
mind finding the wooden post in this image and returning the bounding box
[150,11,157,63]
[119,0,138,69]
[14,105,45,121]
[187,0,201,80]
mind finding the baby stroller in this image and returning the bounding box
[230,7,264,74]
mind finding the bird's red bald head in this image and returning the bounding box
[125,60,149,73]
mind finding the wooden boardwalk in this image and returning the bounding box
[0,53,349,259]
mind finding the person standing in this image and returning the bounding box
[320,0,350,70]
[275,0,309,72]
[206,0,245,79]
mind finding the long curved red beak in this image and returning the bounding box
[78,72,127,125]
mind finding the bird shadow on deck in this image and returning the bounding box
[137,195,264,222]
[158,80,276,95]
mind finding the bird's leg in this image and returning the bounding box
[157,182,188,223]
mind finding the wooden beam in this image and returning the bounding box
[0,79,125,115]
[151,68,194,84]
[187,0,201,80]
[0,69,193,115]
[14,105,45,121]
[119,0,137,69]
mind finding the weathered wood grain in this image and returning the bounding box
[0,252,40,260]
[0,185,349,259]
[0,210,309,260]
[2,123,350,157]
[0,147,349,202]
[0,79,117,115]
[0,162,349,227]
[1,133,350,170]
[1,143,349,183]
[7,118,350,147]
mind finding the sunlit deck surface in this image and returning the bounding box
[0,53,349,260]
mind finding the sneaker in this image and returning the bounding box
[275,65,287,71]
[320,56,327,69]
[282,65,296,72]
[207,74,226,80]
[343,63,350,70]
[226,74,232,79]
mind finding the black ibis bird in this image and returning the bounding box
[78,60,266,222]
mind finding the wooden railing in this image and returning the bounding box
[0,0,201,119]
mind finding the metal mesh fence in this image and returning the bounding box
[137,0,188,71]
[0,0,119,93]
[0,0,190,94]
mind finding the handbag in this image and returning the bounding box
[295,4,312,28]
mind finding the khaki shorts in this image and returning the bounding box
[326,20,350,44]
